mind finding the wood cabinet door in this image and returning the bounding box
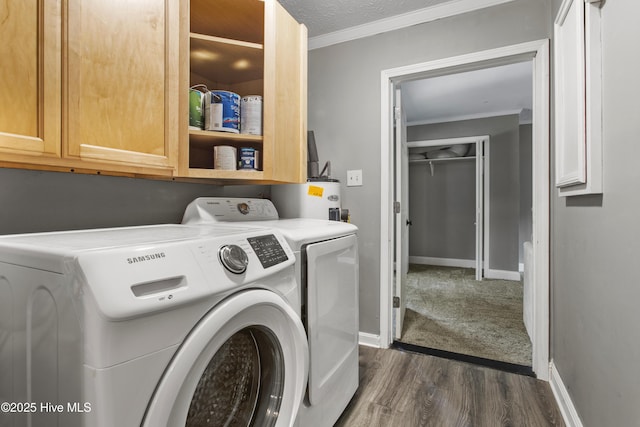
[262,0,307,183]
[0,0,61,159]
[66,0,178,172]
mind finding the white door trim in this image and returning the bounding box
[379,39,550,380]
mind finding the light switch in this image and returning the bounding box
[347,169,363,187]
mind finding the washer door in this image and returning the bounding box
[142,289,308,427]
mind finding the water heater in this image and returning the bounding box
[270,180,341,221]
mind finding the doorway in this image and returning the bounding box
[406,135,489,281]
[379,40,550,380]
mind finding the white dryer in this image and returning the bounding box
[183,197,359,427]
[0,224,308,427]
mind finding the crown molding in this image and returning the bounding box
[308,0,516,50]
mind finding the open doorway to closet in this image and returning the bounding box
[380,40,550,379]
[399,62,533,368]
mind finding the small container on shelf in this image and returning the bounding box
[240,95,263,135]
[204,90,240,133]
[213,146,237,170]
[238,147,260,170]
[189,85,208,130]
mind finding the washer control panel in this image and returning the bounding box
[247,234,289,269]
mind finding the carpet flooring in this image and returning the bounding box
[399,264,532,367]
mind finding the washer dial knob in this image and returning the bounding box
[237,202,250,215]
[219,245,249,274]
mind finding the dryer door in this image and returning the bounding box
[142,289,308,427]
[305,234,359,406]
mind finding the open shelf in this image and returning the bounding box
[186,168,264,180]
[190,34,264,85]
[190,0,264,44]
[188,131,263,175]
[189,130,262,148]
[179,0,306,183]
[186,1,267,178]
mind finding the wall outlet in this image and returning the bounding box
[347,169,363,187]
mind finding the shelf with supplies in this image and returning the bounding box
[188,130,263,149]
[178,0,307,183]
[185,167,265,181]
[187,130,262,178]
[184,1,265,181]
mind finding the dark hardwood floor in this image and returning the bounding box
[334,346,565,427]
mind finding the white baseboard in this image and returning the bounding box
[485,268,521,281]
[409,256,475,269]
[358,332,382,348]
[410,258,521,281]
[549,361,584,427]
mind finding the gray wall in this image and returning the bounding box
[551,0,640,425]
[409,155,476,261]
[0,168,267,235]
[407,115,521,271]
[308,0,551,335]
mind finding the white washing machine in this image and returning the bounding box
[182,197,359,427]
[0,224,308,427]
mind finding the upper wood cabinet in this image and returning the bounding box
[0,0,62,159]
[65,0,179,174]
[1,0,305,182]
[0,0,178,176]
[179,0,308,183]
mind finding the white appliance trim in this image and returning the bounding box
[549,360,585,427]
[380,39,550,380]
[308,0,516,50]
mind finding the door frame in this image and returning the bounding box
[379,40,550,380]
[393,88,409,340]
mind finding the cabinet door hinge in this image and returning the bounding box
[394,201,401,214]
[393,296,400,308]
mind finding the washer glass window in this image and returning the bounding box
[186,326,284,427]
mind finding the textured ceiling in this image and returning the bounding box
[401,61,533,124]
[279,0,454,37]
[278,0,531,124]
